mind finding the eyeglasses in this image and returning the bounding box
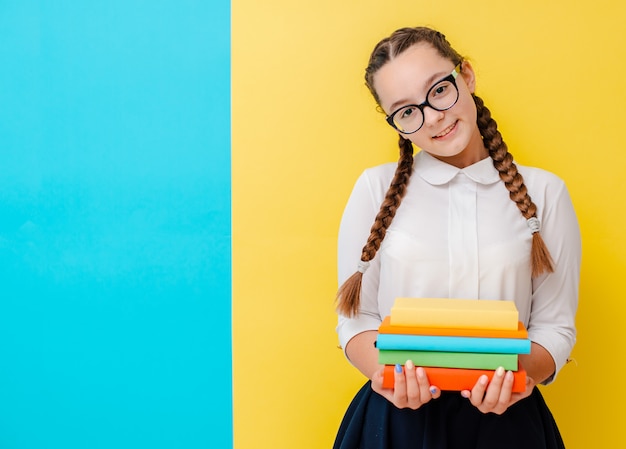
[385,63,462,134]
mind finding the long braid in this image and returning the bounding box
[336,136,414,317]
[474,94,554,277]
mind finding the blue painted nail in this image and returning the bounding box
[395,364,403,373]
[429,386,437,395]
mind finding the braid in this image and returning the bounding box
[336,136,414,317]
[474,94,554,277]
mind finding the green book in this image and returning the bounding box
[378,350,518,371]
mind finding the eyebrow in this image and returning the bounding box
[387,69,451,114]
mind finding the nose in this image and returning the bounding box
[422,105,445,127]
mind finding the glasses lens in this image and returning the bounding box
[392,106,423,134]
[428,80,459,111]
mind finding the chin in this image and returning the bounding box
[430,144,467,159]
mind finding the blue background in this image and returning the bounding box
[0,2,232,448]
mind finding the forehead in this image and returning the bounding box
[373,43,453,111]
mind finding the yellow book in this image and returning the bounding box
[390,298,519,331]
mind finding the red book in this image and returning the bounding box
[382,364,528,392]
[378,316,528,339]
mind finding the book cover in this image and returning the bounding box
[378,349,518,370]
[376,333,531,354]
[381,364,528,392]
[378,316,528,339]
[390,298,519,330]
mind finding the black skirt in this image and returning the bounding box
[333,382,565,449]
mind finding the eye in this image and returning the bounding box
[431,82,450,97]
[399,106,417,120]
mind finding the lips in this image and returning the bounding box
[433,120,457,138]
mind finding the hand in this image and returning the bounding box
[460,367,535,414]
[371,360,441,409]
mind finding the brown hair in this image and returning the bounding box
[336,27,554,317]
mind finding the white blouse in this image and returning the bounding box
[337,150,581,383]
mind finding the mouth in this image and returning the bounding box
[433,120,458,139]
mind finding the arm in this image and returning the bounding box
[526,177,581,383]
[344,330,379,379]
[519,342,555,385]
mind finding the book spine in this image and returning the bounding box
[390,307,519,330]
[378,350,518,371]
[376,334,531,354]
[381,365,527,392]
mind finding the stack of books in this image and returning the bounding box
[378,298,530,392]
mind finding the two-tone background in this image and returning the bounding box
[1,1,624,448]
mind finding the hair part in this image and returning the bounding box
[365,27,463,105]
[336,26,553,317]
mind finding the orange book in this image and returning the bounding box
[382,364,528,392]
[378,316,528,339]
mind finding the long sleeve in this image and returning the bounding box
[527,175,581,383]
[336,164,396,352]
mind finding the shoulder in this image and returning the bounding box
[516,164,566,192]
[350,162,398,202]
[515,164,571,211]
[361,161,397,180]
[341,162,398,217]
[359,162,397,190]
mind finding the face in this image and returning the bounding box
[373,43,487,168]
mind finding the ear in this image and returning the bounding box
[460,60,477,94]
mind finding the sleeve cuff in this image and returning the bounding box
[336,313,381,359]
[528,328,575,385]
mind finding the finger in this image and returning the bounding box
[468,374,490,407]
[415,366,435,400]
[403,360,421,406]
[480,367,506,411]
[492,370,515,414]
[500,370,515,404]
[370,367,386,393]
[524,375,535,394]
[392,364,408,405]
[429,385,441,399]
[370,368,400,404]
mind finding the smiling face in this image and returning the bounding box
[373,43,487,168]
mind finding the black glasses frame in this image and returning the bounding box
[385,63,462,134]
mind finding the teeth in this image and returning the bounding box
[435,122,456,138]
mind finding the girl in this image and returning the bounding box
[334,26,581,449]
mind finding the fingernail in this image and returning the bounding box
[479,375,489,386]
[429,386,437,395]
[461,390,470,399]
[405,360,415,370]
[496,366,505,377]
[395,364,403,373]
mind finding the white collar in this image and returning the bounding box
[413,150,501,186]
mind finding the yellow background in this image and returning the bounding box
[233,1,626,447]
